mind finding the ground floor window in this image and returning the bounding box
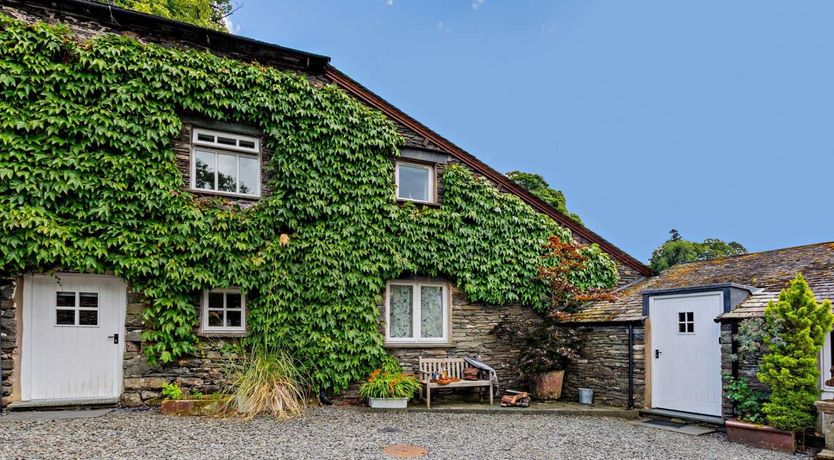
[821,331,834,391]
[201,288,246,333]
[385,281,449,344]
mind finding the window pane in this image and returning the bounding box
[56,309,75,325]
[197,133,214,143]
[207,310,223,327]
[398,164,430,201]
[57,291,75,307]
[217,136,237,146]
[420,286,444,338]
[239,139,256,150]
[678,312,685,322]
[209,292,224,309]
[217,153,237,193]
[687,323,694,333]
[687,312,694,322]
[79,310,98,326]
[678,323,686,333]
[389,285,413,338]
[226,310,242,328]
[195,150,216,190]
[79,292,98,309]
[238,156,259,196]
[226,293,242,310]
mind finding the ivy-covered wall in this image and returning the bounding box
[0,15,619,393]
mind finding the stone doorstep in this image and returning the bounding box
[6,397,120,411]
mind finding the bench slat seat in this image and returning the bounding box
[417,357,493,409]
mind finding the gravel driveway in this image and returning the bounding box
[0,408,815,460]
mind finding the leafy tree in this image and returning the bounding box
[649,229,747,273]
[758,274,833,432]
[102,0,233,31]
[506,171,582,224]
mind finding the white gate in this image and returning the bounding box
[21,274,126,402]
[650,291,723,416]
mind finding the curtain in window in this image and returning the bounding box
[390,285,413,338]
[421,286,443,338]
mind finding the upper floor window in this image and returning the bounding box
[385,281,449,345]
[395,161,435,203]
[192,128,261,197]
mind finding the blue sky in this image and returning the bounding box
[229,1,834,263]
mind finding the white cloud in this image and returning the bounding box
[223,16,242,34]
[386,0,394,5]
[436,20,446,31]
[541,20,558,35]
[472,0,485,10]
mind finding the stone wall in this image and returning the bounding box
[120,289,240,407]
[0,279,17,407]
[720,319,767,419]
[562,324,646,408]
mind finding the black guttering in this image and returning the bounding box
[4,0,331,71]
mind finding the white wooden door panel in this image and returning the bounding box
[650,292,723,416]
[22,274,126,401]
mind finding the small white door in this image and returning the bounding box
[21,274,126,402]
[650,291,723,416]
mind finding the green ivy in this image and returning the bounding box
[0,16,619,392]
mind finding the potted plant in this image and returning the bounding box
[159,383,227,416]
[494,315,579,400]
[725,274,833,452]
[359,360,420,409]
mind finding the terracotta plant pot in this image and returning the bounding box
[725,418,795,453]
[533,370,565,400]
[160,397,230,416]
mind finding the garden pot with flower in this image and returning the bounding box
[360,360,421,409]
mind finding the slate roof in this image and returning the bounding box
[570,242,834,323]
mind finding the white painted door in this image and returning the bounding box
[650,292,723,416]
[22,274,126,401]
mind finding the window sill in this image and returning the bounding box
[384,342,455,349]
[396,199,440,208]
[189,188,260,200]
[197,330,249,338]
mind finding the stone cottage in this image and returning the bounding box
[0,0,652,408]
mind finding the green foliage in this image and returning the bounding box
[102,0,232,31]
[161,382,184,400]
[189,388,203,399]
[0,16,618,393]
[506,170,582,224]
[358,359,421,400]
[729,317,766,363]
[649,229,747,273]
[723,374,766,424]
[758,274,834,432]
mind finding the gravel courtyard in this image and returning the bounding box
[0,408,816,460]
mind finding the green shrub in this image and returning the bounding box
[359,358,420,400]
[161,382,184,401]
[758,273,833,432]
[723,374,766,424]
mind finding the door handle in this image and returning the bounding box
[108,333,119,344]
[655,349,661,359]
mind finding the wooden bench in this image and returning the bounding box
[417,357,493,409]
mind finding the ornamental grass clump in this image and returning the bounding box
[359,360,420,400]
[758,273,833,432]
[225,345,308,419]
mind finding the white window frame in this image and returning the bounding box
[54,290,100,328]
[384,281,449,345]
[191,128,261,198]
[821,330,834,392]
[395,161,435,204]
[192,128,259,154]
[201,288,246,333]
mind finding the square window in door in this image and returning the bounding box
[678,311,695,334]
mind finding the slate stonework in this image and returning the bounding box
[720,319,767,420]
[0,279,18,407]
[561,325,646,408]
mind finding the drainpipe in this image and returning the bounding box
[627,322,635,410]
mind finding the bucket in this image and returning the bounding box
[578,388,594,405]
